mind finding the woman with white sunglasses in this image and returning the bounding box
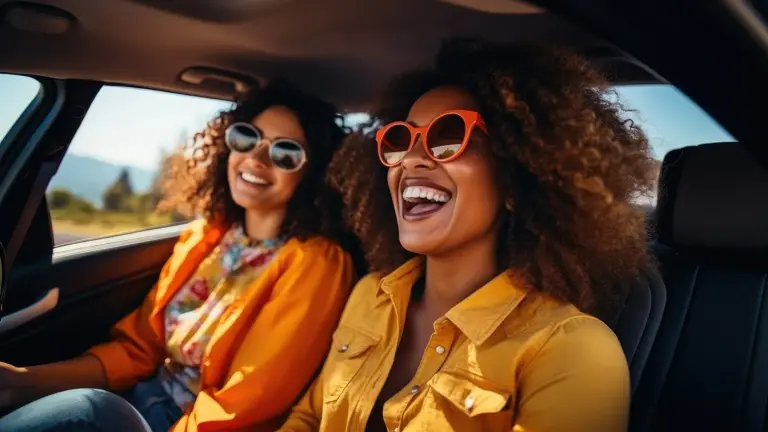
[0,80,355,432]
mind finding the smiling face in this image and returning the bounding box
[386,86,505,256]
[227,105,308,213]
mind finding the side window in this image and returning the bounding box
[0,74,41,142]
[614,84,736,203]
[48,86,232,245]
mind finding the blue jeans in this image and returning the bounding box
[126,375,184,431]
[0,376,183,432]
[0,389,151,432]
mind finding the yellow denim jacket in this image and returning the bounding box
[280,257,629,432]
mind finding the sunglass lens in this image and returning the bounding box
[226,123,261,152]
[270,141,306,171]
[380,124,411,165]
[426,114,466,160]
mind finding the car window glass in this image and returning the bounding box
[0,74,41,142]
[614,84,736,203]
[48,86,232,246]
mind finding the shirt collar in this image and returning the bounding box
[444,271,529,346]
[377,257,529,346]
[376,256,425,302]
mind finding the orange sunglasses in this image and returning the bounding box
[376,109,488,167]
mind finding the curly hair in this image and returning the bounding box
[161,80,350,244]
[328,39,657,318]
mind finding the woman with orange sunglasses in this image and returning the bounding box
[280,39,657,432]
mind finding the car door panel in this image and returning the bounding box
[0,225,183,365]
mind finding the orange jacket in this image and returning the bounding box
[87,220,355,432]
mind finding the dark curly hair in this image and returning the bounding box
[161,80,349,243]
[328,39,657,318]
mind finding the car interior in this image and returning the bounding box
[0,0,766,431]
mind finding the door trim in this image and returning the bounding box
[0,287,59,335]
[53,223,187,261]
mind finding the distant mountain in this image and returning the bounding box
[49,154,155,207]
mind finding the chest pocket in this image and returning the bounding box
[324,325,380,403]
[428,371,513,418]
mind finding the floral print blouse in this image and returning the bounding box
[159,223,285,409]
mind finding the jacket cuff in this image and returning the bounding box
[86,342,137,390]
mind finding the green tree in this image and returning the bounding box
[102,168,135,211]
[48,188,75,209]
[133,192,156,213]
[72,198,96,214]
[48,188,96,214]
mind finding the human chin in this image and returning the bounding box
[228,172,272,210]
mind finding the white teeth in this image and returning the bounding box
[240,172,269,185]
[402,186,451,203]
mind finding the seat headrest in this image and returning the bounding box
[656,142,768,251]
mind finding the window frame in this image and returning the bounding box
[0,75,63,266]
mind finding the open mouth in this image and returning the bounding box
[239,171,271,187]
[402,185,452,218]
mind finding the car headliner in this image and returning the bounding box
[0,0,660,110]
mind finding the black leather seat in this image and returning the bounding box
[612,267,666,395]
[630,142,768,432]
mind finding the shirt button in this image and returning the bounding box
[410,385,420,394]
[435,345,445,355]
[464,395,476,410]
[338,344,349,353]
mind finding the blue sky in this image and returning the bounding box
[614,85,735,159]
[0,76,42,142]
[1,74,735,171]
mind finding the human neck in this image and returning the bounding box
[421,231,500,318]
[243,207,286,241]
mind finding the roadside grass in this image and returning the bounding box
[51,208,173,237]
